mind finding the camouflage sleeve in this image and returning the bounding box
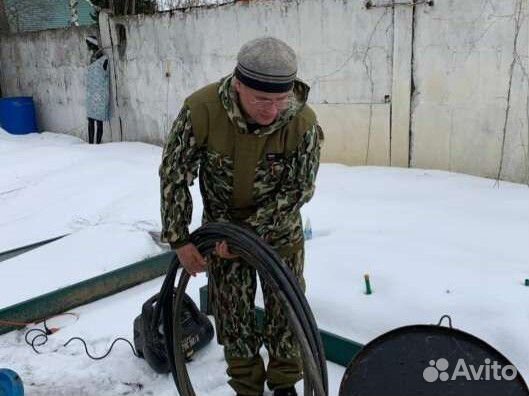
[159,104,201,249]
[246,123,324,238]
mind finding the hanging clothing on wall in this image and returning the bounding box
[86,53,110,144]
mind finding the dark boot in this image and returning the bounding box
[88,118,95,144]
[95,120,103,144]
[273,386,297,396]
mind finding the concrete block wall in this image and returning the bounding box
[0,26,97,140]
[1,0,527,183]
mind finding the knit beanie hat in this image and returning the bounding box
[235,37,297,93]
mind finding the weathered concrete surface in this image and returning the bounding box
[411,0,529,183]
[315,103,390,166]
[391,5,414,167]
[109,0,394,165]
[0,26,97,140]
[1,0,528,182]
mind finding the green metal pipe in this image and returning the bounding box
[0,234,69,263]
[364,274,372,295]
[0,251,175,335]
[0,247,364,367]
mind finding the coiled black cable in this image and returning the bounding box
[160,223,328,396]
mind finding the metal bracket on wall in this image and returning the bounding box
[365,0,434,8]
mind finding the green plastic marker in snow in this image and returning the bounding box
[525,279,529,287]
[364,274,372,295]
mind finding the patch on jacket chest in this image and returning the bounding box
[265,153,285,162]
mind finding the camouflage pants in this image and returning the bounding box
[209,248,305,395]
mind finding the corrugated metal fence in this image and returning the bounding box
[4,0,94,33]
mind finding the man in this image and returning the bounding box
[159,37,323,396]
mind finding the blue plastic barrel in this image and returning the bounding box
[0,97,38,135]
[0,368,24,396]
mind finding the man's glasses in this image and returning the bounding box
[249,97,291,110]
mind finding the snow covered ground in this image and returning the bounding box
[0,129,528,395]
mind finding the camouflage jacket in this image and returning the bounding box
[159,74,323,255]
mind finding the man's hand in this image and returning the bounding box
[215,240,239,259]
[176,243,207,276]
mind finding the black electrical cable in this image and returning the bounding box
[183,227,325,396]
[237,228,327,394]
[63,337,140,360]
[160,222,328,396]
[230,226,328,386]
[213,226,327,395]
[203,224,328,392]
[24,328,49,354]
[24,315,139,360]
